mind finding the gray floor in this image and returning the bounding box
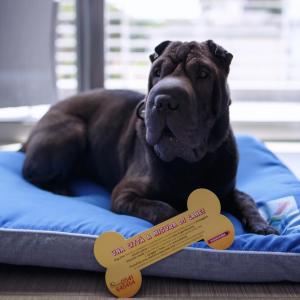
[1,264,300,300]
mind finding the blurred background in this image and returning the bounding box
[0,0,299,175]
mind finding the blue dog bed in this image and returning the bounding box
[0,135,299,282]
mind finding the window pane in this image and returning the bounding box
[104,0,300,95]
[55,0,78,99]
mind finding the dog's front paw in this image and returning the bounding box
[146,200,178,225]
[248,223,279,235]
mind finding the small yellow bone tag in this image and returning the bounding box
[94,188,235,298]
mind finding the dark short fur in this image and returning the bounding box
[22,40,278,234]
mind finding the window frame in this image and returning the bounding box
[76,0,105,91]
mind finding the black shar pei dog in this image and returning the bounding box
[22,40,278,235]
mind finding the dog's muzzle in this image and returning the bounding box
[144,77,205,162]
[148,77,189,116]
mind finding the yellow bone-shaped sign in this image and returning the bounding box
[94,189,235,298]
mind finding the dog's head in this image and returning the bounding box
[143,40,233,162]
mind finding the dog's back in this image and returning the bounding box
[22,89,144,193]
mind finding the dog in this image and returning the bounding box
[22,40,278,234]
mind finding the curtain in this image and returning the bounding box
[0,0,56,108]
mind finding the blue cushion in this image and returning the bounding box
[0,135,300,282]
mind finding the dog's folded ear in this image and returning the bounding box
[149,40,171,63]
[206,40,233,72]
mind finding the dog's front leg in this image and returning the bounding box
[225,189,279,235]
[112,179,178,224]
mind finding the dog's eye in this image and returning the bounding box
[153,67,161,77]
[198,69,209,79]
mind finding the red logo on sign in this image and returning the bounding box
[207,231,229,244]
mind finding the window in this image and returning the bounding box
[56,0,78,99]
[104,0,300,140]
[0,0,299,145]
[105,0,300,93]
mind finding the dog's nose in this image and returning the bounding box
[154,94,179,112]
